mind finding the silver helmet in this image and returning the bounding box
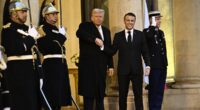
[42,3,59,17]
[9,1,29,12]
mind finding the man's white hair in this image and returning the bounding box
[92,8,105,15]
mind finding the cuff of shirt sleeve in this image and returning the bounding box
[100,45,104,51]
[146,66,151,69]
[3,107,11,110]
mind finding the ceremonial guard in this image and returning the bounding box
[37,1,72,109]
[1,0,41,110]
[143,11,168,110]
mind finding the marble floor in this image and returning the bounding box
[61,88,200,110]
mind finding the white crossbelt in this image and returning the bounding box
[7,55,34,61]
[43,54,65,60]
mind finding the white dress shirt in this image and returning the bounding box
[97,25,104,41]
[125,29,134,42]
[96,25,104,50]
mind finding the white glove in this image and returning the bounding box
[59,26,66,36]
[151,16,157,27]
[40,79,43,89]
[28,26,40,39]
[3,107,11,110]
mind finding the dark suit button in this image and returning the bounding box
[152,54,155,56]
[162,52,164,55]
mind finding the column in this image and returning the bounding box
[172,0,200,88]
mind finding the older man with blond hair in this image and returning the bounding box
[76,8,114,110]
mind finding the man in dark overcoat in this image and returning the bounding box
[76,8,114,110]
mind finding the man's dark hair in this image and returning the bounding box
[124,12,136,20]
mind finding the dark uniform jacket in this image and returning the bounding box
[37,21,72,107]
[143,26,168,68]
[76,22,113,97]
[1,21,40,110]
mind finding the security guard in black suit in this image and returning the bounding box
[143,11,168,110]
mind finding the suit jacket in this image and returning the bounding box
[105,29,150,75]
[143,26,168,68]
[76,22,113,97]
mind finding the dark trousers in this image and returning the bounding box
[52,107,61,110]
[43,107,60,110]
[148,68,167,110]
[83,96,104,110]
[118,73,143,110]
[43,106,60,110]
